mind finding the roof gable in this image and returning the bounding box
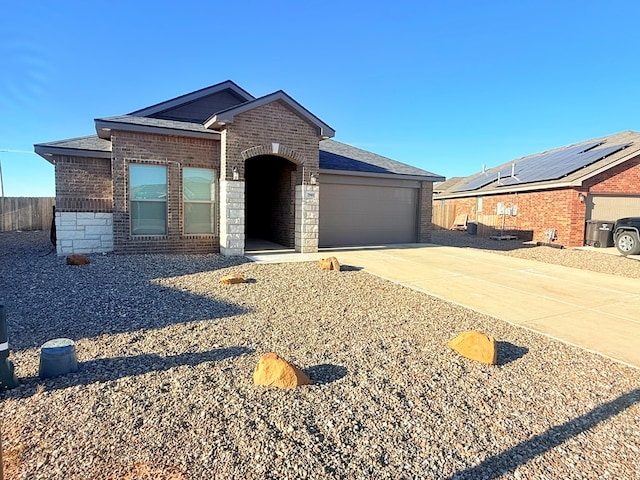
[129,80,254,120]
[204,90,336,139]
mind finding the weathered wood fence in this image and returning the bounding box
[0,197,55,232]
[432,204,504,235]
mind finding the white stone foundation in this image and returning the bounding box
[295,185,319,253]
[219,180,245,256]
[55,212,113,255]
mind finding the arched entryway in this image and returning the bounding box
[245,154,297,248]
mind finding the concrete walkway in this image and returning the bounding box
[248,244,640,368]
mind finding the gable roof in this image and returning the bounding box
[320,139,444,181]
[35,80,443,181]
[129,80,254,120]
[204,90,336,139]
[436,130,640,198]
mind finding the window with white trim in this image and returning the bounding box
[130,164,167,235]
[183,168,216,234]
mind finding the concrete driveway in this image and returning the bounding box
[248,244,640,368]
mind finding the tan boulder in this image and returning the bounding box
[220,274,247,285]
[253,352,311,389]
[318,257,341,271]
[66,254,90,266]
[448,331,497,365]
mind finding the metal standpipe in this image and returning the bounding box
[0,305,18,390]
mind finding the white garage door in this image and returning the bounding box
[319,178,419,246]
[587,195,640,221]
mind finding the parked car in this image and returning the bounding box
[613,217,640,255]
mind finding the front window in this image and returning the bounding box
[183,168,216,234]
[130,164,167,235]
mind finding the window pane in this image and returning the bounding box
[184,168,215,201]
[131,201,167,235]
[184,203,214,234]
[130,165,167,200]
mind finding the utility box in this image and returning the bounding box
[585,220,615,248]
[0,305,19,389]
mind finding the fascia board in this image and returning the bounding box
[320,168,444,182]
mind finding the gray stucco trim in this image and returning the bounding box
[128,80,255,117]
[320,168,444,183]
[95,118,221,140]
[204,90,336,138]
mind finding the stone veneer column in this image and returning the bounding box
[295,184,319,253]
[219,179,245,256]
[55,211,114,255]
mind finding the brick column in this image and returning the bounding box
[419,181,434,243]
[219,179,245,256]
[295,184,319,253]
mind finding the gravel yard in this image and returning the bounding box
[1,231,639,479]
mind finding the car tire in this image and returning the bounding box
[615,231,640,256]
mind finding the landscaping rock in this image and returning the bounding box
[318,257,341,271]
[253,352,311,389]
[220,274,247,285]
[448,330,497,365]
[66,254,90,266]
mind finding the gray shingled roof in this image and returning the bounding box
[96,115,217,136]
[320,139,444,179]
[35,135,111,152]
[34,135,112,163]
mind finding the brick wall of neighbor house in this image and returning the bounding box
[55,156,113,212]
[111,130,220,254]
[419,181,434,243]
[438,188,588,246]
[585,156,640,193]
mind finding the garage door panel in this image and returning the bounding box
[320,183,418,246]
[587,195,640,220]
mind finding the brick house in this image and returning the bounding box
[35,80,444,256]
[433,131,640,247]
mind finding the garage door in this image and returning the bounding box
[587,195,640,221]
[319,178,419,246]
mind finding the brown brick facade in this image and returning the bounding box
[419,181,434,243]
[221,100,320,183]
[55,156,113,212]
[111,131,220,254]
[585,157,640,193]
[436,189,588,246]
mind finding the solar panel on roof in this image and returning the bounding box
[453,173,497,192]
[495,142,630,187]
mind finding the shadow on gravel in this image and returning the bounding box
[1,231,253,351]
[305,364,348,385]
[496,341,528,366]
[448,388,640,480]
[4,346,254,399]
[339,265,363,272]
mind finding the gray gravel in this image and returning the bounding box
[1,231,639,479]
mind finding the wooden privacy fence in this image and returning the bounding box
[0,197,55,232]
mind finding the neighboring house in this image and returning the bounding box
[433,131,640,247]
[35,80,444,256]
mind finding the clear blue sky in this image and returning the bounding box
[2,1,639,197]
